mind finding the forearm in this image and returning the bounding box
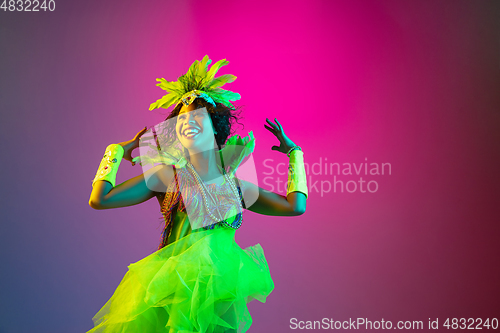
[89,143,124,209]
[244,149,308,216]
[89,173,158,210]
[89,143,171,209]
[89,144,124,209]
[89,180,114,209]
[287,191,307,215]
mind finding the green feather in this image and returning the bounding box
[156,78,183,95]
[206,74,237,90]
[185,59,200,82]
[197,55,211,79]
[203,59,229,87]
[211,88,241,101]
[149,93,179,110]
[149,55,240,111]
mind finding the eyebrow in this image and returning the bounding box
[179,108,206,115]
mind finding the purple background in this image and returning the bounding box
[1,0,499,332]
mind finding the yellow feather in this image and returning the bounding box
[203,59,229,87]
[206,74,237,90]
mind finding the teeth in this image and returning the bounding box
[183,128,200,136]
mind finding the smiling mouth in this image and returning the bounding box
[182,127,201,139]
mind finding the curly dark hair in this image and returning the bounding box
[161,98,244,150]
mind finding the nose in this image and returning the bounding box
[182,113,196,125]
[188,116,196,124]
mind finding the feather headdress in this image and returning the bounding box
[149,55,241,111]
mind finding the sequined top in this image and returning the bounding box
[158,165,245,249]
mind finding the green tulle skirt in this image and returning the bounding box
[86,227,274,333]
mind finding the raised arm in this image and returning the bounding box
[237,118,308,216]
[89,164,173,209]
[88,126,174,210]
[238,179,306,216]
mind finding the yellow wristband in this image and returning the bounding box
[92,144,124,188]
[287,149,308,199]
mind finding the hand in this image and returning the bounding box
[264,118,297,154]
[117,126,148,166]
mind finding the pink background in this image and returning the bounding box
[0,0,499,332]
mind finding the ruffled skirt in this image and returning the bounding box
[86,227,274,333]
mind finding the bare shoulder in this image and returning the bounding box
[143,164,176,193]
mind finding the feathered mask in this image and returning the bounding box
[149,55,241,111]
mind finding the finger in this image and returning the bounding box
[265,118,278,129]
[265,118,278,130]
[271,146,280,151]
[274,118,283,132]
[140,128,148,136]
[139,134,155,141]
[264,124,276,132]
[135,126,148,139]
[131,156,141,166]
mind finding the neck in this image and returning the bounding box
[187,148,224,184]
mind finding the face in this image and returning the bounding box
[175,103,216,153]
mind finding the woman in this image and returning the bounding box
[87,55,308,333]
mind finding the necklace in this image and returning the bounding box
[205,183,231,195]
[186,162,242,228]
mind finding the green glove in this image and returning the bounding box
[287,150,308,198]
[92,144,124,188]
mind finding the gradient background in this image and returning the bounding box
[1,1,499,332]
